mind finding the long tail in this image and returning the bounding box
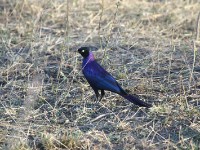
[120,94,152,108]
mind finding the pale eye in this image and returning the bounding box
[82,50,85,53]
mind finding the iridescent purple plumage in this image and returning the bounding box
[78,47,152,108]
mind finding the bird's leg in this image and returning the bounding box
[93,90,100,102]
[91,86,100,102]
[99,90,105,101]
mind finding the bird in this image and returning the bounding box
[78,46,152,108]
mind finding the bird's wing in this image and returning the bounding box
[83,61,123,94]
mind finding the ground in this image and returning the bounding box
[0,0,200,149]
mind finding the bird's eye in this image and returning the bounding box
[82,50,85,53]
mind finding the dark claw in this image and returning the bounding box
[99,90,105,101]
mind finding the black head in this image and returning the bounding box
[78,47,90,58]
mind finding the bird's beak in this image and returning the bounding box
[77,49,81,54]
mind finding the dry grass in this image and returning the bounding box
[0,0,200,149]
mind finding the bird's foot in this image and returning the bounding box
[99,96,103,102]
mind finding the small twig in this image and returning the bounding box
[189,41,196,86]
[189,12,200,89]
[196,12,200,41]
[101,0,121,64]
[98,0,104,37]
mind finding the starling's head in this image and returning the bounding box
[78,47,90,58]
